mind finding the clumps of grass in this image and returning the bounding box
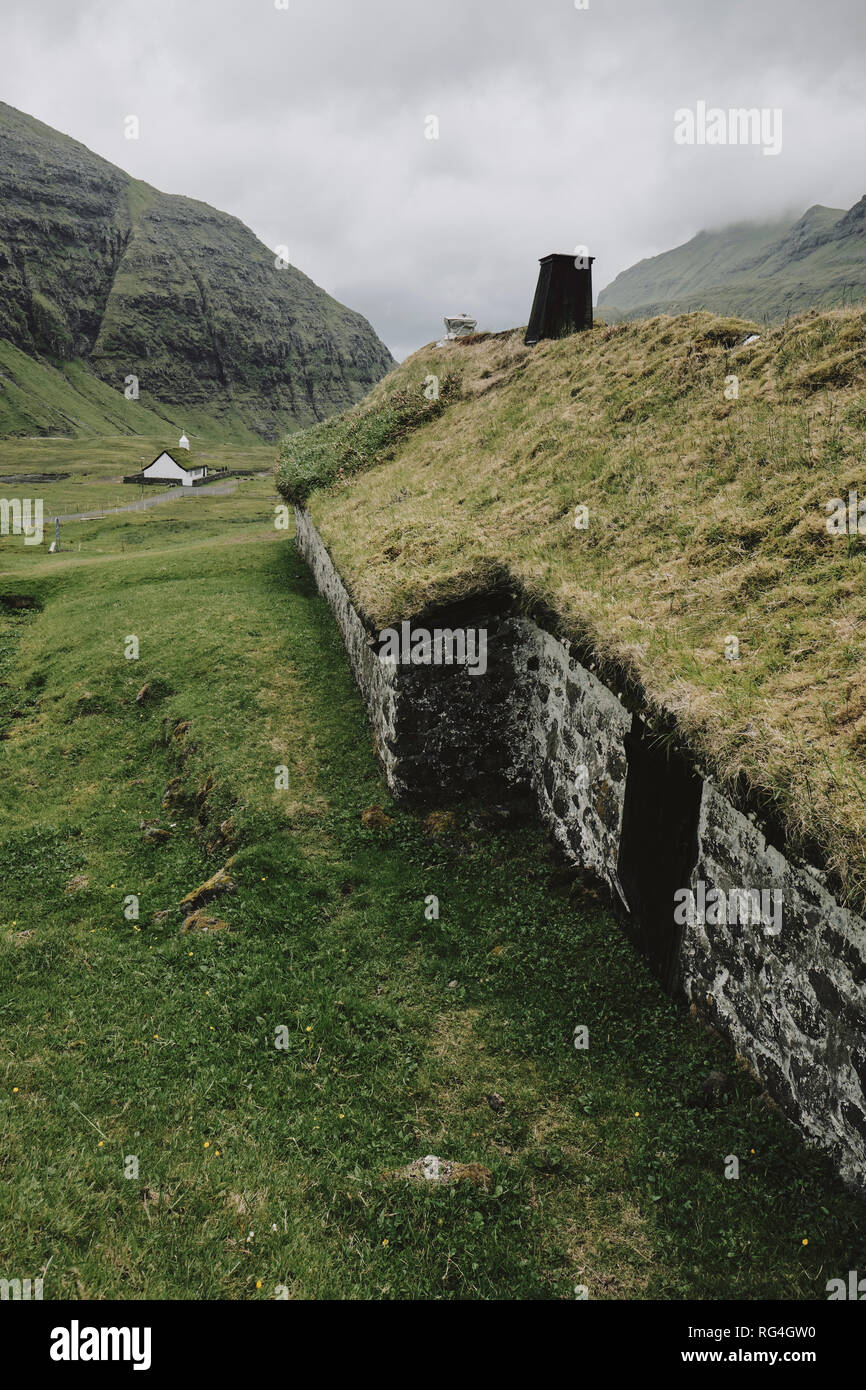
[794,350,864,391]
[276,370,462,505]
[691,317,753,349]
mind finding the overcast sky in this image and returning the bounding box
[2,0,865,360]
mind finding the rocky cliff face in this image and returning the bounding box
[0,102,395,439]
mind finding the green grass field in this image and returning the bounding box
[0,455,864,1299]
[0,436,275,521]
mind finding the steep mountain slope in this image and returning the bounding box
[0,102,395,440]
[0,337,192,437]
[598,200,866,323]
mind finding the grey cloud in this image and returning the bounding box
[1,0,864,361]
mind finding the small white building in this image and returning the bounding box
[142,450,207,487]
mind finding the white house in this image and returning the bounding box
[142,451,207,487]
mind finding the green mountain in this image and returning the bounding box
[0,102,395,440]
[598,198,866,324]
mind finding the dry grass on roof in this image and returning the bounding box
[279,304,866,909]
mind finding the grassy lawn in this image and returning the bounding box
[0,437,275,520]
[0,489,863,1300]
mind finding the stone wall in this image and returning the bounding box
[509,619,632,905]
[295,508,866,1192]
[682,782,866,1187]
[295,506,401,791]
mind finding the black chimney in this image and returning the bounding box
[524,252,594,345]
